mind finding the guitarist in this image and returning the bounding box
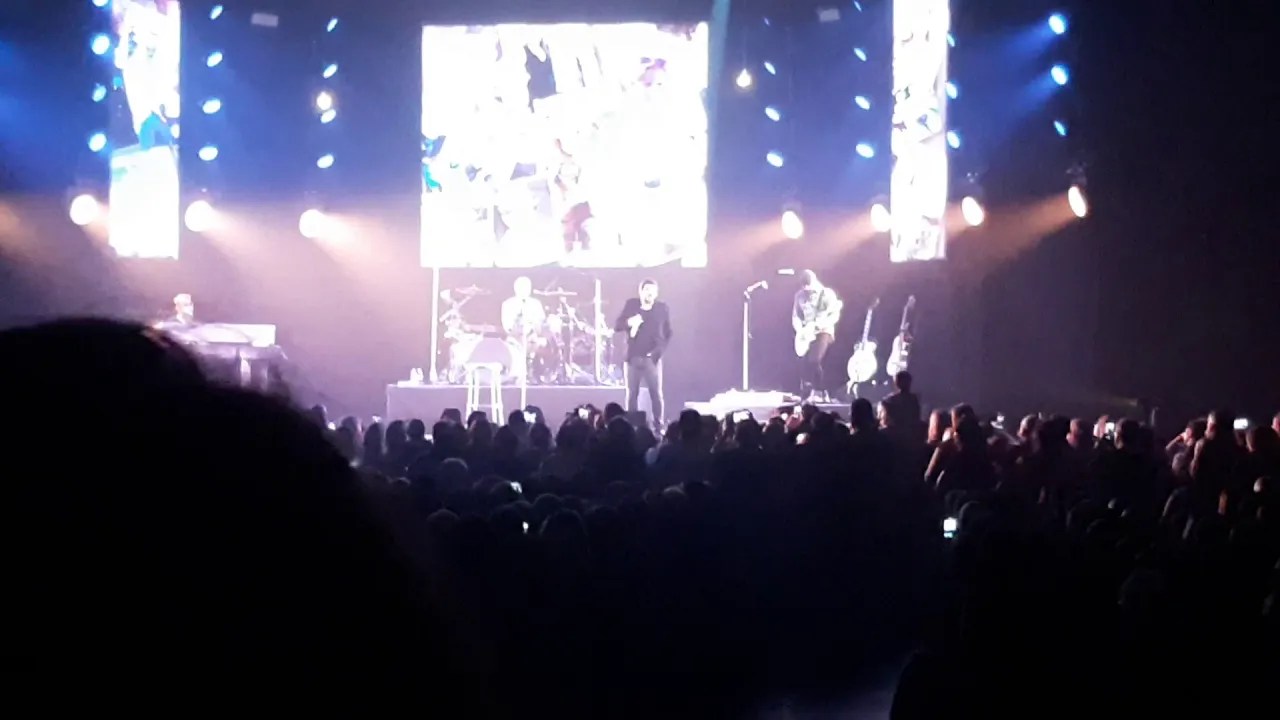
[792,270,842,402]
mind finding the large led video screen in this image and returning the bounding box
[420,23,709,268]
[108,0,181,259]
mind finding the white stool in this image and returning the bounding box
[464,362,504,421]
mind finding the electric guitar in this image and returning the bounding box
[885,295,916,378]
[793,291,844,357]
[845,298,881,386]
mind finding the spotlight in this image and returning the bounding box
[201,98,222,114]
[68,194,100,226]
[1068,185,1088,218]
[1054,120,1068,136]
[91,84,107,102]
[197,145,219,162]
[1048,14,1067,35]
[206,51,224,67]
[317,154,335,169]
[869,203,891,233]
[315,91,334,111]
[945,82,958,99]
[326,18,339,32]
[210,5,224,20]
[763,61,776,75]
[780,210,804,240]
[299,208,330,239]
[1050,65,1069,86]
[960,196,985,227]
[323,63,338,79]
[854,95,871,110]
[92,0,109,7]
[90,34,111,55]
[764,106,781,121]
[765,151,784,168]
[320,109,337,124]
[735,69,753,89]
[88,132,107,152]
[855,142,875,159]
[946,131,961,149]
[184,200,216,232]
[853,48,867,61]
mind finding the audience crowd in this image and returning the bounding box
[8,319,1278,716]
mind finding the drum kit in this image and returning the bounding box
[439,285,623,386]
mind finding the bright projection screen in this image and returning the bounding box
[108,0,182,259]
[420,23,709,268]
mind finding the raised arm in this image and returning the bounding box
[614,299,636,332]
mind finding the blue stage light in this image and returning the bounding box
[88,132,107,152]
[92,84,107,102]
[326,18,339,32]
[1054,120,1068,136]
[90,34,111,55]
[1051,65,1069,85]
[320,109,337,124]
[92,0,109,8]
[946,131,961,149]
[764,106,781,121]
[1048,14,1067,35]
[202,98,222,114]
[323,63,338,79]
[854,48,867,61]
[198,145,219,162]
[946,82,958,99]
[207,51,224,67]
[317,154,335,169]
[210,5,224,19]
[854,95,871,110]
[766,151,784,168]
[855,143,875,159]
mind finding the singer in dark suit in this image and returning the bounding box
[614,279,672,428]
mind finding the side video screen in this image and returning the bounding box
[420,23,709,268]
[108,0,182,259]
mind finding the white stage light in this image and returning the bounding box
[764,106,781,121]
[1054,120,1068,136]
[316,154,335,169]
[735,69,753,89]
[323,63,338,79]
[763,61,776,75]
[1068,185,1088,218]
[1051,65,1069,86]
[326,17,339,32]
[92,0,109,8]
[88,132,107,152]
[855,95,871,110]
[197,145,219,162]
[315,91,334,111]
[855,142,875,159]
[299,209,329,239]
[210,5,224,20]
[766,151,784,168]
[184,200,216,232]
[90,34,111,55]
[69,195,100,226]
[202,98,222,114]
[92,84,107,102]
[320,109,337,124]
[781,210,804,240]
[1048,14,1067,35]
[946,131,961,149]
[206,51,224,67]
[854,48,867,61]
[961,196,985,227]
[870,203,891,233]
[946,81,958,99]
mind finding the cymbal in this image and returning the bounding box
[535,288,577,297]
[462,323,498,333]
[453,285,490,296]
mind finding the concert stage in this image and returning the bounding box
[386,383,626,424]
[685,387,888,421]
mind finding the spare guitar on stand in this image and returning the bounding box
[845,298,880,398]
[885,295,916,378]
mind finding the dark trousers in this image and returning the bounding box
[626,356,663,427]
[803,332,834,394]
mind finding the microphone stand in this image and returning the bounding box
[741,280,768,391]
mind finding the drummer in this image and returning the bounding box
[501,276,547,353]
